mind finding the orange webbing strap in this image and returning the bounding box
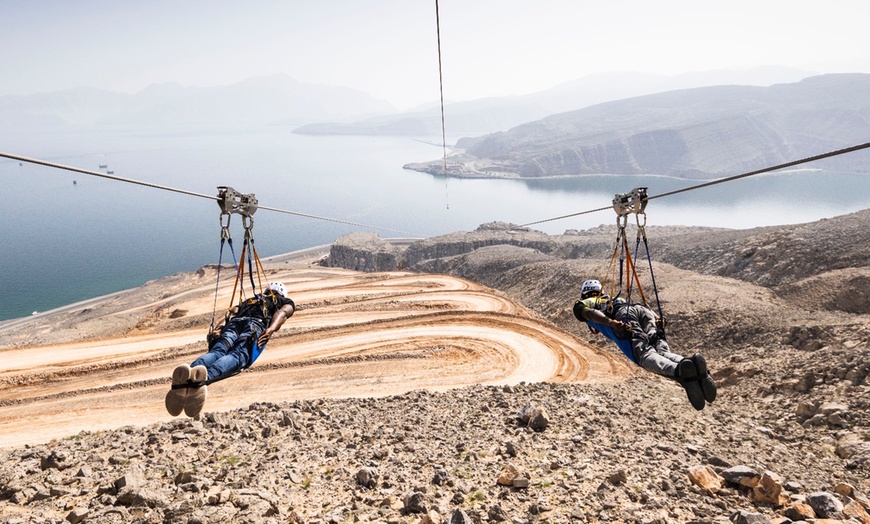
[622,242,649,308]
[251,241,267,293]
[227,237,248,315]
[249,240,270,317]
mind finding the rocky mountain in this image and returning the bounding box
[293,67,812,137]
[2,210,869,523]
[404,74,870,179]
[0,74,396,129]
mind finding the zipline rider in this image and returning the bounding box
[165,282,295,419]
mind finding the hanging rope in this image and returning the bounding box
[209,213,237,332]
[434,0,450,209]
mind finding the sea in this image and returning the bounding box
[1,124,869,322]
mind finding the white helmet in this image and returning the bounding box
[268,282,287,298]
[580,279,602,298]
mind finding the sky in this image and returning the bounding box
[2,0,870,110]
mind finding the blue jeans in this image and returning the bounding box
[192,318,264,381]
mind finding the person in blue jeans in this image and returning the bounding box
[165,282,296,418]
[572,279,716,410]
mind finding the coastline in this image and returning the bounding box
[0,240,424,328]
[403,162,857,182]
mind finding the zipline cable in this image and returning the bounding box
[434,0,450,209]
[646,141,870,203]
[2,151,215,201]
[1,151,419,236]
[520,140,870,227]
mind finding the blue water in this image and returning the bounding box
[1,125,869,321]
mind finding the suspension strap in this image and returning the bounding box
[636,211,666,335]
[603,214,628,302]
[242,218,258,296]
[210,214,233,331]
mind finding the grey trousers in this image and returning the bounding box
[615,304,684,378]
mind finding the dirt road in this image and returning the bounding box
[0,263,632,448]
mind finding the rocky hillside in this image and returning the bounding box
[404,74,870,179]
[2,211,869,524]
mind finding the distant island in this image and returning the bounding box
[404,74,870,180]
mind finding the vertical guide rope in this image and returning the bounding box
[435,0,449,209]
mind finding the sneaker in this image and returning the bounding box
[692,354,717,403]
[164,364,191,417]
[183,365,209,418]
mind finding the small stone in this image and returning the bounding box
[488,504,508,522]
[66,507,89,524]
[783,502,815,521]
[449,509,473,524]
[419,509,442,524]
[404,491,427,514]
[40,450,70,471]
[722,465,760,488]
[730,509,771,524]
[432,468,449,486]
[518,403,549,431]
[843,500,870,523]
[607,469,628,486]
[751,471,788,507]
[818,402,848,415]
[498,463,521,486]
[356,467,379,488]
[512,477,530,489]
[807,491,844,518]
[687,465,723,493]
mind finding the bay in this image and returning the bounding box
[1,124,868,321]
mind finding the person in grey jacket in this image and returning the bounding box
[573,279,717,410]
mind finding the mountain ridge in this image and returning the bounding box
[403,74,870,180]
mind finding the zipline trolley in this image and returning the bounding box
[602,186,667,335]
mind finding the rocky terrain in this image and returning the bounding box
[403,74,870,179]
[1,209,869,524]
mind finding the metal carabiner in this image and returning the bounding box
[242,215,255,234]
[219,213,232,240]
[635,211,648,240]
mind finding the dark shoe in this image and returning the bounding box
[674,358,704,410]
[682,379,706,411]
[691,354,717,403]
[676,358,698,380]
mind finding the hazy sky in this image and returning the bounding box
[3,0,869,109]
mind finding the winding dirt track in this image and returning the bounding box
[0,265,632,448]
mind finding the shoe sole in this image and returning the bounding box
[682,380,706,411]
[165,364,191,417]
[183,365,209,418]
[677,358,698,380]
[184,385,208,418]
[692,354,717,403]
